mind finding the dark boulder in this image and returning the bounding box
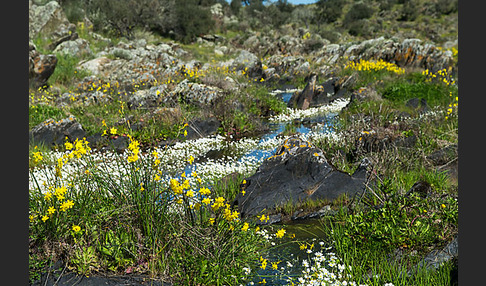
[288,74,352,110]
[29,117,86,146]
[29,46,57,89]
[234,137,372,218]
[186,117,222,140]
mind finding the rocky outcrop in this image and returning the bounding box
[29,0,76,49]
[230,50,263,79]
[29,117,86,146]
[288,74,353,109]
[29,43,57,89]
[53,38,93,58]
[167,79,225,107]
[314,37,455,73]
[234,137,372,218]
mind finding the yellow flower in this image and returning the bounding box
[64,141,73,150]
[60,200,74,212]
[72,225,81,233]
[32,151,43,164]
[259,278,267,284]
[154,174,161,181]
[202,197,212,205]
[199,187,211,196]
[441,204,446,209]
[260,257,267,270]
[41,215,49,222]
[186,190,194,197]
[187,155,194,164]
[209,218,215,225]
[241,222,249,232]
[110,127,117,135]
[184,130,188,137]
[271,261,281,270]
[47,206,55,215]
[44,192,53,201]
[212,197,225,211]
[275,228,286,238]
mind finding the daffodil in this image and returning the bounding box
[276,228,286,238]
[72,225,81,232]
[47,206,55,215]
[241,222,249,232]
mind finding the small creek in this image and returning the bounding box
[194,92,344,285]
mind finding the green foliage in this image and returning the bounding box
[29,104,67,129]
[316,0,344,24]
[173,0,215,43]
[49,53,91,88]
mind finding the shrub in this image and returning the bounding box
[315,0,344,24]
[343,2,374,27]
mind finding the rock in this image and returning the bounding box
[168,79,225,107]
[234,137,372,218]
[127,85,168,109]
[186,117,222,140]
[29,117,86,146]
[288,75,350,109]
[231,50,263,79]
[53,38,93,58]
[416,236,458,272]
[29,0,76,48]
[405,97,429,111]
[29,48,57,89]
[404,181,432,198]
[77,57,112,77]
[426,144,457,166]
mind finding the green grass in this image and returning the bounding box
[29,138,267,285]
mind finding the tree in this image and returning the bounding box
[315,0,344,28]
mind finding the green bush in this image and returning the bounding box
[343,2,374,27]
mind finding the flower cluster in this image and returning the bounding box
[126,135,140,163]
[344,59,405,75]
[422,68,456,86]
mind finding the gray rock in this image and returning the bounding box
[169,79,225,107]
[53,38,93,58]
[127,85,168,109]
[77,57,112,77]
[234,137,372,218]
[231,50,263,79]
[29,0,76,46]
[30,117,86,146]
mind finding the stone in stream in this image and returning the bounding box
[234,137,372,218]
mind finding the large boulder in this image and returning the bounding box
[29,1,76,48]
[167,79,225,107]
[288,74,352,109]
[29,117,86,146]
[231,50,263,79]
[53,38,93,58]
[234,137,372,218]
[29,43,57,89]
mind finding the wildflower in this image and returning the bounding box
[441,203,446,209]
[44,192,52,201]
[187,155,194,164]
[276,228,286,238]
[60,200,74,212]
[271,261,281,270]
[41,215,49,222]
[212,197,225,211]
[259,278,267,284]
[202,197,212,205]
[72,225,81,233]
[209,218,215,225]
[186,190,194,197]
[260,257,268,270]
[241,190,246,196]
[32,151,43,164]
[184,130,188,137]
[199,187,211,196]
[64,141,73,150]
[242,222,249,232]
[47,206,55,215]
[110,127,117,135]
[154,174,161,181]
